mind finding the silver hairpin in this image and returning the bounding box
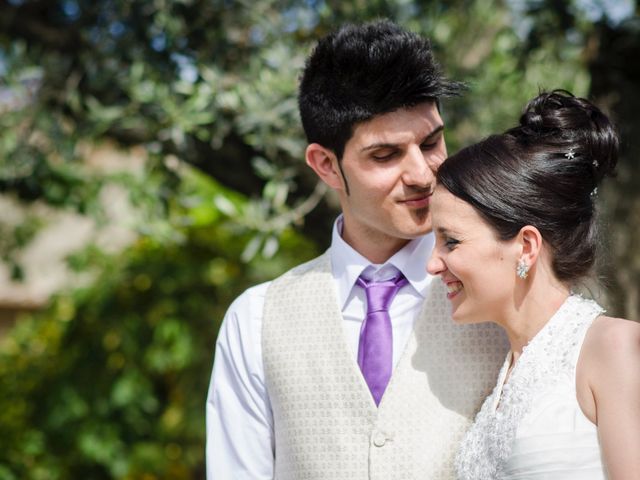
[593,159,599,168]
[591,187,598,198]
[565,148,575,159]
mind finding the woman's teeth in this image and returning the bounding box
[447,282,463,294]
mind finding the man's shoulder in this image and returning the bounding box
[270,251,331,285]
[221,281,271,329]
[228,251,330,311]
[230,281,271,306]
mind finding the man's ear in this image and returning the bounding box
[305,143,346,191]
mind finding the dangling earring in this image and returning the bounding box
[516,259,529,279]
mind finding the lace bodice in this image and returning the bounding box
[455,295,605,479]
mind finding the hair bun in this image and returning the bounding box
[519,110,545,133]
[517,89,618,184]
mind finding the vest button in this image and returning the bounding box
[372,431,387,447]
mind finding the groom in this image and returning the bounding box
[206,20,507,479]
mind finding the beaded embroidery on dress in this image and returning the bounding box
[454,295,604,480]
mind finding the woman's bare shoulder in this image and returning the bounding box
[586,315,640,356]
[581,314,640,386]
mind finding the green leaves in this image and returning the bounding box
[0,164,318,478]
[1,1,638,478]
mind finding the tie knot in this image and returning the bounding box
[357,272,408,313]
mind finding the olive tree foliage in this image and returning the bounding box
[0,0,639,478]
[2,0,636,257]
[0,0,322,260]
[0,0,619,255]
[1,0,637,275]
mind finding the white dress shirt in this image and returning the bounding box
[206,216,435,479]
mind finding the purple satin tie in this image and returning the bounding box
[356,271,408,406]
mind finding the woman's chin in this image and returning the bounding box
[450,304,478,325]
[450,306,465,323]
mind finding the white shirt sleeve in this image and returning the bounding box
[206,282,274,480]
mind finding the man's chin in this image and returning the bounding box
[399,219,432,238]
[406,207,431,231]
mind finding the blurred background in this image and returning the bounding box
[0,0,638,478]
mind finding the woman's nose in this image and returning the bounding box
[427,252,444,276]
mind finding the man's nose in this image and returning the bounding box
[402,147,434,187]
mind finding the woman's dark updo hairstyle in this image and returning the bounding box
[437,90,618,284]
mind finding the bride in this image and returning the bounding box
[427,90,640,479]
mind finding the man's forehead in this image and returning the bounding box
[351,103,443,144]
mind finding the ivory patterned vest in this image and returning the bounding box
[262,252,508,479]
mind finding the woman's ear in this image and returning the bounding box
[305,143,346,191]
[518,225,543,271]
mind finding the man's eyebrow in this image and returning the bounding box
[423,124,444,141]
[360,142,398,153]
[359,124,445,153]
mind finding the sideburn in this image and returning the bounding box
[336,159,351,195]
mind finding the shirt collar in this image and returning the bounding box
[329,215,435,309]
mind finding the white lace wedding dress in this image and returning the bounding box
[455,295,608,479]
